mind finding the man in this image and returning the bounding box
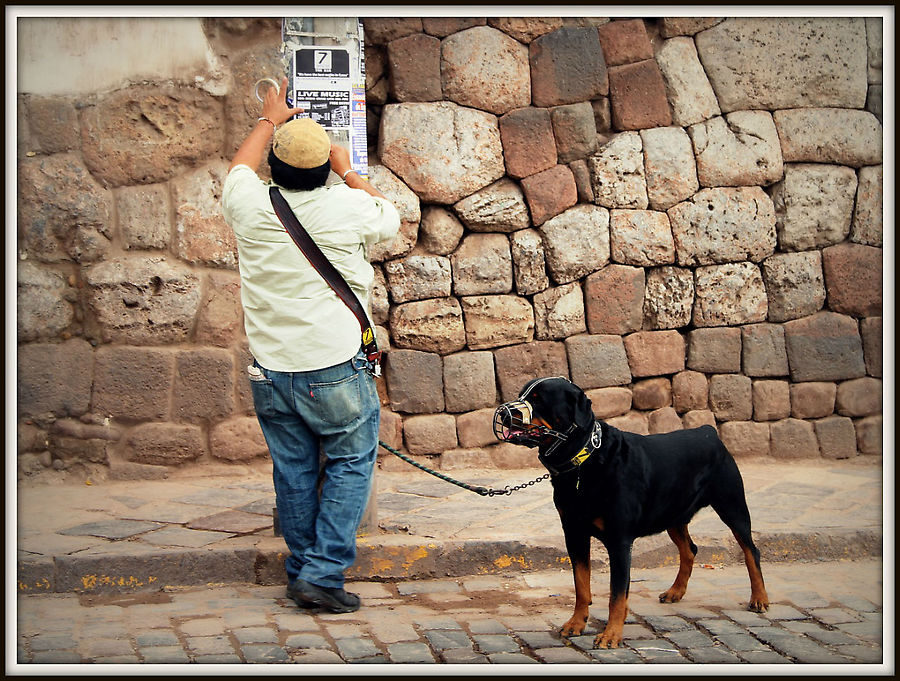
[221,77,400,613]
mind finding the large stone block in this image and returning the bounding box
[173,349,235,424]
[649,407,683,434]
[18,154,112,264]
[124,423,205,466]
[539,204,610,284]
[682,410,717,430]
[822,243,882,318]
[93,346,174,422]
[773,108,882,167]
[709,374,753,422]
[533,283,586,340]
[195,272,244,348]
[752,380,791,422]
[23,95,80,154]
[493,341,569,402]
[443,351,497,413]
[387,33,442,102]
[456,408,496,449]
[550,102,598,164]
[771,164,858,251]
[510,229,550,296]
[623,330,685,378]
[608,60,672,131]
[453,179,530,233]
[762,251,827,323]
[366,164,421,262]
[379,101,504,204]
[655,37,721,127]
[117,183,171,251]
[660,18,725,38]
[851,165,883,247]
[422,18,486,38]
[389,298,466,355]
[419,206,464,256]
[719,421,770,458]
[643,266,694,330]
[80,85,223,187]
[632,377,672,410]
[520,165,578,226]
[769,418,820,459]
[17,262,73,342]
[441,26,531,115]
[384,255,452,304]
[607,411,649,435]
[384,349,444,414]
[640,126,699,211]
[586,387,633,419]
[855,415,882,456]
[403,414,458,456]
[489,17,567,43]
[17,339,93,419]
[861,317,882,378]
[790,382,837,419]
[597,19,653,66]
[784,312,866,382]
[585,264,644,335]
[687,327,742,373]
[672,371,708,413]
[689,111,783,187]
[173,162,237,269]
[668,187,776,266]
[835,377,882,417]
[589,132,648,209]
[210,417,268,462]
[460,295,534,350]
[814,416,858,459]
[741,324,789,377]
[695,17,868,111]
[529,27,608,106]
[498,107,557,180]
[609,210,675,267]
[362,18,423,45]
[693,263,768,328]
[451,233,512,296]
[83,257,203,345]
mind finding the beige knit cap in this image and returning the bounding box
[272,118,331,169]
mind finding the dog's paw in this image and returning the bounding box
[748,595,769,613]
[593,626,623,649]
[559,615,587,638]
[658,587,685,604]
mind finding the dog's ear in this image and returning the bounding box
[565,387,594,430]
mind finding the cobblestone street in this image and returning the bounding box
[15,559,886,669]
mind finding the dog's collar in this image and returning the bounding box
[540,421,603,477]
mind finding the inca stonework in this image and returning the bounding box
[16,16,884,483]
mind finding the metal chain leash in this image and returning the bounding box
[379,440,549,497]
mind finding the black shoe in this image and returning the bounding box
[288,578,361,613]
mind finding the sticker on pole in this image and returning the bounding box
[291,48,352,131]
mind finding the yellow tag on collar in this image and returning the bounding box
[571,448,591,467]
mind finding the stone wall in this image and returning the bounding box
[16,16,884,483]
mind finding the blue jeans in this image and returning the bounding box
[249,350,380,589]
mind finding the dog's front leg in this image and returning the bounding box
[595,539,632,649]
[560,521,591,638]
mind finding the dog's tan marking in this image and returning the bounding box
[594,593,628,648]
[659,525,695,603]
[560,559,592,637]
[732,530,769,612]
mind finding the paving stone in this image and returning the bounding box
[242,643,290,663]
[664,629,717,648]
[336,637,380,660]
[140,645,191,663]
[179,617,227,637]
[415,616,463,630]
[441,648,490,663]
[533,646,593,663]
[134,630,180,647]
[833,594,880,613]
[780,621,859,646]
[293,648,345,664]
[488,652,541,664]
[84,638,135,658]
[834,644,883,663]
[425,629,472,651]
[93,655,141,663]
[641,614,691,632]
[31,651,83,663]
[697,618,745,637]
[233,626,278,644]
[809,607,863,625]
[590,647,644,663]
[472,633,520,654]
[738,649,792,663]
[285,633,330,649]
[767,603,814,619]
[722,608,769,626]
[186,635,234,655]
[141,526,233,548]
[749,626,847,663]
[515,630,564,649]
[387,642,436,663]
[29,633,78,651]
[172,488,266,508]
[687,646,743,663]
[186,510,272,534]
[195,654,243,663]
[836,620,883,642]
[715,632,774,652]
[397,581,461,595]
[467,619,508,635]
[57,519,162,539]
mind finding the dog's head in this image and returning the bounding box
[493,376,595,469]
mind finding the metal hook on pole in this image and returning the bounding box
[253,78,280,103]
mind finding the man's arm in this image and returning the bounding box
[327,145,387,200]
[229,77,302,172]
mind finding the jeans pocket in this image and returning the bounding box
[310,371,364,427]
[250,377,277,417]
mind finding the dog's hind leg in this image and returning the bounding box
[659,524,697,604]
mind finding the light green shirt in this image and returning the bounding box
[222,165,400,372]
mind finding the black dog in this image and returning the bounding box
[494,376,769,648]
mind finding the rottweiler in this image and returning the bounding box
[493,376,769,649]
